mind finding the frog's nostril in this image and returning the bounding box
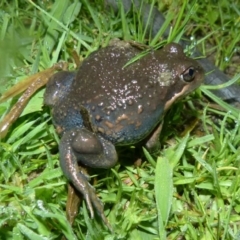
[95,115,102,121]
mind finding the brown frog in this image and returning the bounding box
[43,39,204,227]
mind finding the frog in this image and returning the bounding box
[43,39,204,227]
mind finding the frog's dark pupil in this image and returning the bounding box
[189,68,194,76]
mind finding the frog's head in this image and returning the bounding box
[158,43,204,111]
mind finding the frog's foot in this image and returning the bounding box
[66,183,81,225]
[59,128,117,230]
[66,164,112,230]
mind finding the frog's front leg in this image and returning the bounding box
[59,128,117,229]
[145,122,163,152]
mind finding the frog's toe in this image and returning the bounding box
[84,187,95,218]
[83,182,112,230]
[100,212,113,232]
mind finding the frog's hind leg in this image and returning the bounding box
[59,128,117,230]
[0,63,65,139]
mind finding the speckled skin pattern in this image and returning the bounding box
[44,40,204,225]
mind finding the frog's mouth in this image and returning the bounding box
[163,83,199,112]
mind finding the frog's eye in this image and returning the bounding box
[181,67,196,82]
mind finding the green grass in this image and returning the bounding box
[0,0,240,239]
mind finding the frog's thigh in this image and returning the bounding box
[145,122,163,151]
[71,128,118,168]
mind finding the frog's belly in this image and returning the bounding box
[89,105,165,145]
[52,105,84,135]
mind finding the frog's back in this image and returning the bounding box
[70,42,169,145]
